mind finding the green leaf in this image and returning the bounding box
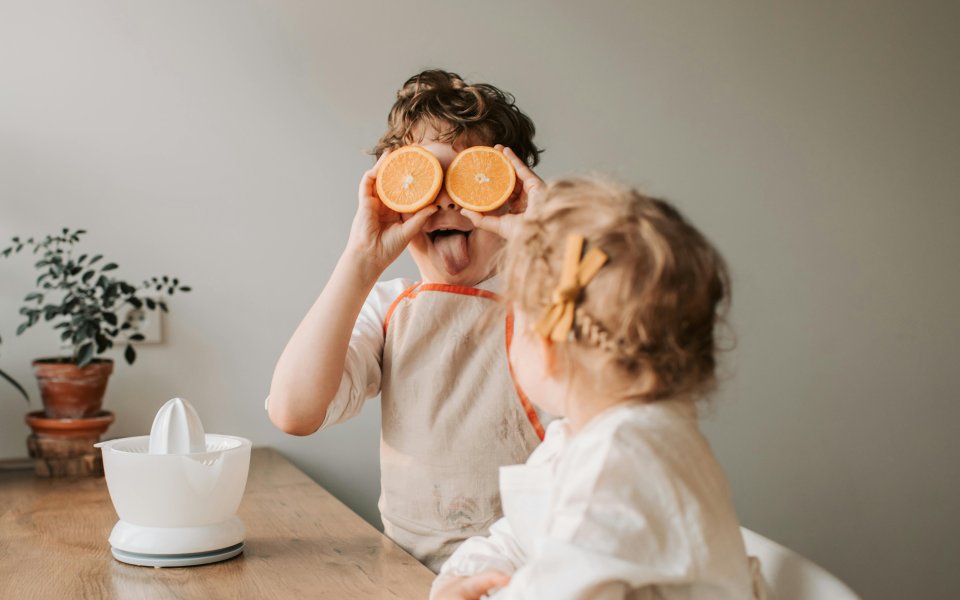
[179,286,192,292]
[89,254,103,265]
[82,270,95,284]
[95,334,110,354]
[77,342,95,367]
[101,263,118,271]
[124,344,136,365]
[145,298,156,310]
[103,312,118,326]
[129,333,145,342]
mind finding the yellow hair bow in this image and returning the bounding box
[534,234,609,342]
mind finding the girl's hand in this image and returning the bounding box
[346,149,438,278]
[431,571,511,600]
[460,145,545,241]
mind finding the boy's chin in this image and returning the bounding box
[423,260,485,286]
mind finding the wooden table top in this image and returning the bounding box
[0,447,434,599]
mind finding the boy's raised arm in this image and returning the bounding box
[267,154,437,435]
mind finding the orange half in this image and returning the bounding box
[375,146,443,213]
[444,146,517,212]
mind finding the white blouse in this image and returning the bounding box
[434,401,767,599]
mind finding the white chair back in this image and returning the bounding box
[741,527,860,600]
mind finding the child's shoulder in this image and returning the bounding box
[555,401,727,512]
[368,277,417,307]
[354,277,418,329]
[559,401,704,476]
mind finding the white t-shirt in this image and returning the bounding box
[434,401,766,599]
[316,277,415,428]
[264,277,414,419]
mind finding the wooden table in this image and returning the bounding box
[0,448,434,599]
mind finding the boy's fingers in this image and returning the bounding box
[359,150,392,205]
[462,209,520,240]
[502,147,542,186]
[502,146,545,205]
[461,209,498,235]
[508,178,526,213]
[400,205,438,241]
[374,148,391,170]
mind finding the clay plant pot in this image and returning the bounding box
[25,410,115,477]
[32,358,114,419]
[24,410,115,439]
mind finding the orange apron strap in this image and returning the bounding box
[416,283,502,303]
[383,282,422,336]
[505,312,546,441]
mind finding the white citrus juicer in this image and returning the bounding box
[95,398,252,567]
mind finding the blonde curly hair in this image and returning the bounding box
[504,177,731,402]
[372,69,541,166]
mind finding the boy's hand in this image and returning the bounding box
[460,145,544,241]
[431,571,511,600]
[346,149,439,277]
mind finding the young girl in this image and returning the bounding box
[432,178,767,599]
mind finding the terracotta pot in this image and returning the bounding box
[25,410,115,439]
[25,410,114,477]
[32,358,114,419]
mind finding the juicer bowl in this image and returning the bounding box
[97,434,252,528]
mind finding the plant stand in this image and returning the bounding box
[25,411,114,477]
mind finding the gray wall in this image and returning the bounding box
[2,2,957,598]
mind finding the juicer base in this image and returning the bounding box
[111,541,244,567]
[107,517,246,567]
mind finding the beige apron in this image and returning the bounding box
[380,282,545,572]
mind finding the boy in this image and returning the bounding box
[268,69,547,572]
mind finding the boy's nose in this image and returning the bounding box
[433,190,458,211]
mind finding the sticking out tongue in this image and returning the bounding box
[434,232,471,275]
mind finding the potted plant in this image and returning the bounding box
[2,228,190,419]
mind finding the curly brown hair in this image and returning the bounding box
[504,177,731,402]
[372,69,542,167]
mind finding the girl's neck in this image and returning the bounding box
[562,382,633,434]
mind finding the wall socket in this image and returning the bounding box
[122,299,162,344]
